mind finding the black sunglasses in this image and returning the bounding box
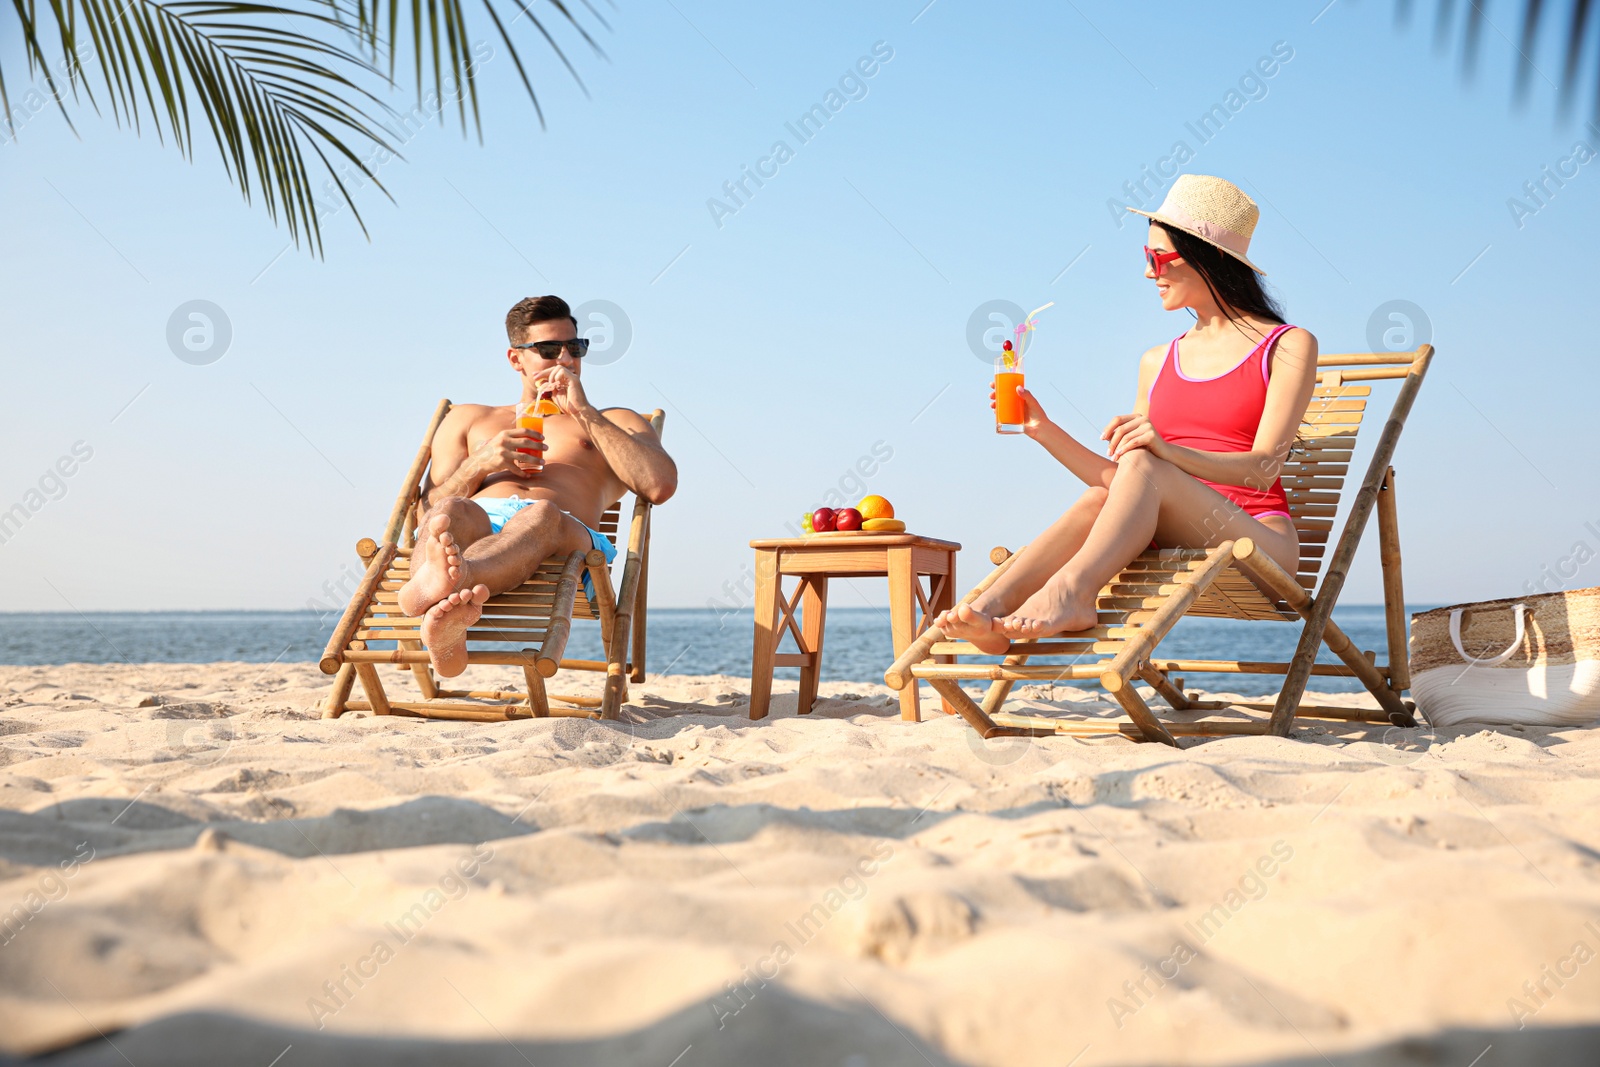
[512,338,590,359]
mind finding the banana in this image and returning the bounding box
[862,518,905,532]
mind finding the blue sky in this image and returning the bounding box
[2,0,1598,615]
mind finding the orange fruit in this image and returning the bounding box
[858,495,894,520]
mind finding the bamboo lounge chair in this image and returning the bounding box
[884,345,1434,746]
[319,399,663,722]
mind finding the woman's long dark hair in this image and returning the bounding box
[1159,223,1285,339]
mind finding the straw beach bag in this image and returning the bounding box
[1410,589,1600,728]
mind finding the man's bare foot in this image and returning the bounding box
[997,578,1099,638]
[398,512,468,617]
[420,584,490,678]
[933,602,1011,656]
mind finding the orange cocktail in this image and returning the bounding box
[514,393,560,473]
[994,353,1025,434]
[994,302,1050,434]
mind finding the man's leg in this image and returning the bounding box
[397,497,493,617]
[420,500,595,678]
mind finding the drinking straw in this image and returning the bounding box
[1012,301,1056,359]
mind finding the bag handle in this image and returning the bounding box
[1449,603,1529,666]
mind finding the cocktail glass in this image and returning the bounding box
[994,352,1025,434]
[514,396,556,473]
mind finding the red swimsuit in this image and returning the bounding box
[1145,323,1295,521]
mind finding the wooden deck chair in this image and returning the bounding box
[884,346,1434,746]
[318,399,663,722]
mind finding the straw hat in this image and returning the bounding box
[1127,174,1267,276]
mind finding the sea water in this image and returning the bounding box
[0,605,1424,698]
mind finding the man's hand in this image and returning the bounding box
[472,426,545,477]
[535,365,595,419]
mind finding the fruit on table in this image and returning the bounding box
[801,512,814,533]
[862,518,905,532]
[811,507,836,533]
[835,508,863,532]
[857,495,894,520]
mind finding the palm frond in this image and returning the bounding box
[3,0,608,254]
[1418,0,1600,121]
[1513,0,1546,100]
[357,0,605,136]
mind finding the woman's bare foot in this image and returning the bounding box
[997,577,1099,638]
[933,602,1011,656]
[398,512,468,617]
[420,584,491,678]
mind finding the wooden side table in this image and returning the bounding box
[747,534,959,722]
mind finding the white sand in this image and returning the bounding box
[3,663,1600,1066]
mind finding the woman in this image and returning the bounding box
[936,174,1317,655]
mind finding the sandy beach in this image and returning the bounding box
[3,663,1600,1066]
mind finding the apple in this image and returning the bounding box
[835,507,863,532]
[811,507,836,532]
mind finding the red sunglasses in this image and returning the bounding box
[1144,246,1182,277]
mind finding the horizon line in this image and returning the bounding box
[0,602,1424,615]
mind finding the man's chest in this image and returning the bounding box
[470,412,600,462]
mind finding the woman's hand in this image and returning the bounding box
[1101,412,1169,460]
[990,383,1053,436]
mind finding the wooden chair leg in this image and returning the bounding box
[930,558,957,715]
[1320,618,1415,726]
[601,611,631,721]
[1232,539,1415,728]
[1136,663,1193,711]
[399,640,438,699]
[1107,684,1179,747]
[600,664,627,720]
[927,677,1013,738]
[534,552,586,677]
[1268,349,1431,734]
[630,544,649,683]
[980,657,1028,717]
[589,548,618,661]
[796,577,828,715]
[603,503,650,721]
[523,663,550,717]
[354,663,392,716]
[748,549,781,720]
[1377,466,1410,693]
[887,547,921,722]
[323,662,357,719]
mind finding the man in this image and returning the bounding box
[397,295,677,677]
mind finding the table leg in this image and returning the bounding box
[887,546,920,722]
[797,576,828,715]
[749,549,781,720]
[932,551,957,716]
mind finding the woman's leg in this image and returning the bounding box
[998,449,1299,636]
[935,485,1109,654]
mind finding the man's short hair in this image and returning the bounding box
[505,295,577,342]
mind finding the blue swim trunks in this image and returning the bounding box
[475,495,617,602]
